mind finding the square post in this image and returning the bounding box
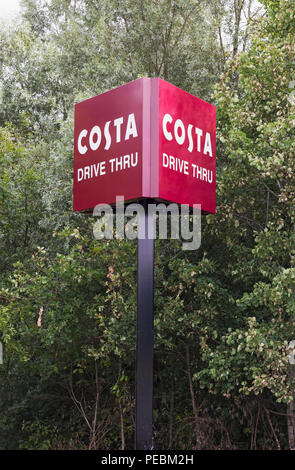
[135,200,155,450]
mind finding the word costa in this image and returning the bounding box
[77,113,138,155]
[162,113,213,156]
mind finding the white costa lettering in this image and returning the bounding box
[125,113,138,140]
[204,131,213,157]
[162,113,173,141]
[89,126,101,151]
[162,113,213,156]
[174,119,185,145]
[78,129,88,155]
[114,117,124,143]
[77,113,138,155]
[104,121,111,150]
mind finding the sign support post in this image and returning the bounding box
[73,77,216,450]
[135,199,155,450]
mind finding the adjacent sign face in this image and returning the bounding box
[73,78,216,213]
[157,80,216,213]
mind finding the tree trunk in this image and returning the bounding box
[185,344,201,449]
[233,0,245,58]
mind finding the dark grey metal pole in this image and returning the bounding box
[135,200,154,450]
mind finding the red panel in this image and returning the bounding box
[73,79,144,211]
[158,79,216,212]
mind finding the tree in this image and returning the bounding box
[0,127,47,275]
[198,0,295,449]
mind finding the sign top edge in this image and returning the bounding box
[74,77,216,110]
[74,77,152,107]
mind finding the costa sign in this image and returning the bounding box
[73,78,216,213]
[77,113,138,156]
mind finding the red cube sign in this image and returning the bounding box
[73,78,216,213]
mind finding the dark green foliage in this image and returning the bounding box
[0,0,294,450]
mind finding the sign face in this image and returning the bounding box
[73,80,143,212]
[157,80,216,213]
[73,78,216,213]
